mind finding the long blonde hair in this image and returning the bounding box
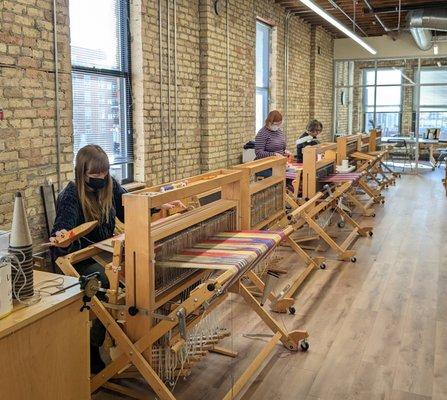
[75,145,113,223]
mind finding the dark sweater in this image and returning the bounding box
[51,178,126,258]
[296,132,320,162]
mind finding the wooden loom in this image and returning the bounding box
[232,156,325,314]
[57,169,309,400]
[289,142,373,262]
[336,134,386,215]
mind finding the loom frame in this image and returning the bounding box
[57,169,309,400]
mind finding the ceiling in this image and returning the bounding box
[275,0,447,38]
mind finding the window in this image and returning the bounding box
[256,21,271,132]
[418,68,447,136]
[70,0,133,183]
[363,69,402,135]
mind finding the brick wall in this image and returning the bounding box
[310,26,334,142]
[0,0,334,243]
[0,0,72,241]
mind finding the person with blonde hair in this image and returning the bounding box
[50,144,184,373]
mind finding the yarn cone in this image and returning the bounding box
[10,192,32,248]
[9,192,34,299]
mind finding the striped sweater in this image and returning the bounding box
[254,126,286,159]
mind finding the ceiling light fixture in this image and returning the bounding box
[299,0,377,55]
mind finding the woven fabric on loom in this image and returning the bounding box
[318,172,363,184]
[286,163,303,180]
[157,231,285,273]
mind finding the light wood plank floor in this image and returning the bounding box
[95,169,447,400]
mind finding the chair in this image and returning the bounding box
[387,139,414,172]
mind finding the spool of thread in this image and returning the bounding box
[0,258,12,319]
[8,192,34,299]
[342,159,349,169]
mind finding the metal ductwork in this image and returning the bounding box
[407,9,447,51]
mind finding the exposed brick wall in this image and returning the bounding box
[0,0,73,241]
[0,0,335,243]
[310,26,334,142]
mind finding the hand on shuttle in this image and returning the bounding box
[49,229,70,247]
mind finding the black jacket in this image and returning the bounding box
[296,132,319,162]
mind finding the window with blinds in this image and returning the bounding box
[70,0,133,183]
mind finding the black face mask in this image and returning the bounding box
[86,177,108,191]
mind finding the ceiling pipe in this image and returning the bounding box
[407,9,447,51]
[362,0,390,33]
[326,0,368,37]
[364,3,447,15]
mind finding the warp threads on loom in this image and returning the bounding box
[8,192,34,299]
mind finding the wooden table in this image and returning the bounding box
[0,270,90,400]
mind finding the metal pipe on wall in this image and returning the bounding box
[166,0,172,181]
[52,0,62,191]
[158,0,166,181]
[226,0,230,167]
[284,11,292,138]
[173,0,178,180]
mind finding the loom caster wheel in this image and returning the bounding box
[371,213,376,218]
[337,220,345,228]
[289,306,296,315]
[368,231,373,237]
[351,257,357,263]
[300,340,310,352]
[319,263,327,270]
[381,200,385,205]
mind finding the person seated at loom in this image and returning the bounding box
[296,119,323,162]
[49,144,185,373]
[254,110,291,178]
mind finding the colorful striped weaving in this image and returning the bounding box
[318,172,363,184]
[157,231,285,273]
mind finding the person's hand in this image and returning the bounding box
[274,152,284,157]
[160,200,186,210]
[284,150,292,156]
[49,229,70,248]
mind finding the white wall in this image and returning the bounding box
[334,33,447,60]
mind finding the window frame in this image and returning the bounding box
[255,20,272,132]
[71,0,134,183]
[362,68,403,135]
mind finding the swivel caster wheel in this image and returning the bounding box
[371,213,376,217]
[368,231,373,237]
[337,220,345,228]
[300,340,310,352]
[289,307,296,315]
[381,200,385,205]
[319,263,327,270]
[351,257,357,263]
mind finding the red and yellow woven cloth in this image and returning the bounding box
[157,231,285,272]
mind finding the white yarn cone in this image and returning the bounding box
[9,192,32,248]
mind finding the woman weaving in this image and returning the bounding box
[50,144,184,373]
[254,110,291,178]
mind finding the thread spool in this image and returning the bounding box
[8,192,34,299]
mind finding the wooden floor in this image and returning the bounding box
[95,169,447,400]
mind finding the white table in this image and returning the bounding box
[381,136,441,169]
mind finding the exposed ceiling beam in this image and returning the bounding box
[363,2,447,15]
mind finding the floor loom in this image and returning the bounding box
[290,142,373,262]
[232,156,325,314]
[336,134,386,215]
[57,169,309,400]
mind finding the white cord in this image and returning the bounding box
[0,251,65,307]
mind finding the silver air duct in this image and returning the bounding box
[407,9,447,51]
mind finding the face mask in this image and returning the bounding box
[86,177,108,191]
[270,123,282,132]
